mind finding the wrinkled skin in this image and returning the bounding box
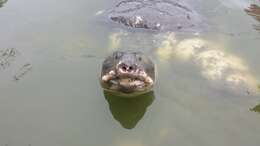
[108,0,203,31]
[100,51,155,97]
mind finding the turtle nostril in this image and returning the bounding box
[129,66,133,71]
[119,63,136,72]
[122,66,127,71]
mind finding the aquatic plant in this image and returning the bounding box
[251,104,260,113]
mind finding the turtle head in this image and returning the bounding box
[100,51,155,97]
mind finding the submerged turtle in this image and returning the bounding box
[99,0,259,96]
[99,0,201,96]
[107,0,203,31]
[100,51,155,96]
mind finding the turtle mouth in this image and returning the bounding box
[101,69,154,94]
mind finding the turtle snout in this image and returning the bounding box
[118,62,137,73]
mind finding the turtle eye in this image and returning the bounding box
[115,54,119,60]
[113,51,122,60]
[134,52,143,61]
[138,56,142,61]
[136,54,142,61]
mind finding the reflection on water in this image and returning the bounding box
[251,104,260,113]
[156,33,259,94]
[0,0,7,8]
[245,4,260,33]
[104,91,154,129]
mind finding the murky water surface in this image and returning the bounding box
[0,0,260,146]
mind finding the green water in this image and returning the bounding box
[0,0,260,146]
